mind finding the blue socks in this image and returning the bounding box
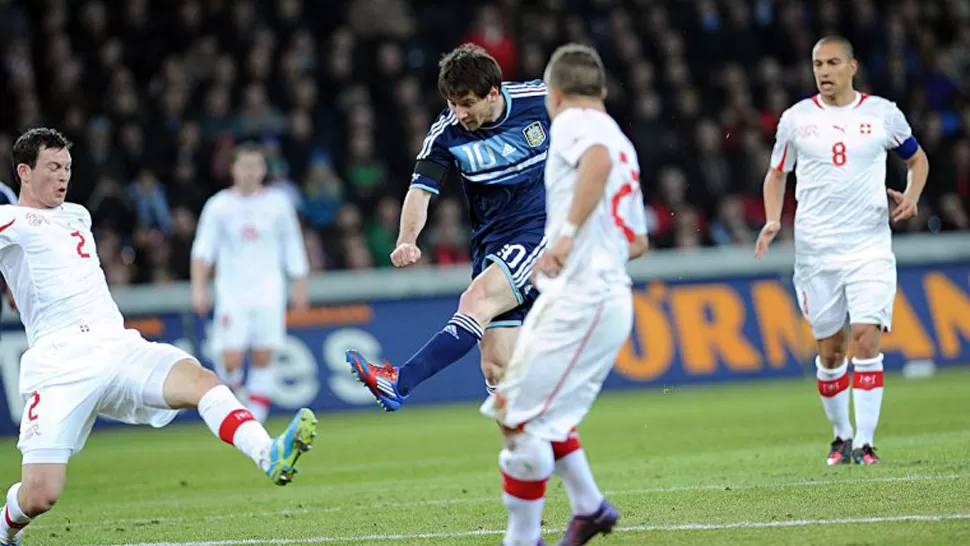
[396,313,484,396]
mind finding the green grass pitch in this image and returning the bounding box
[2,368,968,545]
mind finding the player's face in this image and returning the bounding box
[20,146,71,207]
[812,42,857,98]
[231,151,267,191]
[448,88,499,131]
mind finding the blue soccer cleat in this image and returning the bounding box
[346,349,407,411]
[265,408,317,486]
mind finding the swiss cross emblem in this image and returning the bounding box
[241,225,259,240]
[860,123,872,134]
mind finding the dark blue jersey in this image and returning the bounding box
[410,80,549,247]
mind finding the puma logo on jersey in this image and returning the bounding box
[833,125,845,133]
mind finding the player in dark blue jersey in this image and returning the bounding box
[346,44,549,411]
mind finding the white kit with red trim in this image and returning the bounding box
[479,106,643,442]
[540,107,647,291]
[770,92,914,265]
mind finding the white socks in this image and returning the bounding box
[245,367,274,423]
[552,429,604,516]
[852,354,885,447]
[816,357,854,441]
[500,437,554,546]
[1,483,29,543]
[198,385,272,471]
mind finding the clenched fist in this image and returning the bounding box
[390,243,422,268]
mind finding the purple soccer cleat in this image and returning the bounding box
[556,499,619,546]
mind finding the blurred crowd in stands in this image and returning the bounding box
[1,0,968,285]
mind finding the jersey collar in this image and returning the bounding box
[812,91,868,110]
[481,86,513,130]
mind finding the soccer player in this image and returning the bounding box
[191,143,310,423]
[755,36,929,466]
[480,44,648,546]
[346,44,550,410]
[0,129,317,546]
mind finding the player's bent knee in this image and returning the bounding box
[163,359,222,409]
[222,350,245,371]
[481,360,505,386]
[20,465,67,516]
[817,331,847,367]
[250,349,273,368]
[850,325,881,359]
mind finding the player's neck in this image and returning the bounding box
[15,195,49,209]
[233,185,261,196]
[820,89,858,107]
[559,98,605,114]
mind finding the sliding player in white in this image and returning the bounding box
[0,128,316,546]
[755,36,929,466]
[481,44,648,546]
[191,143,310,422]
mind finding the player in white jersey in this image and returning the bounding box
[0,129,317,546]
[755,36,929,467]
[480,44,648,546]
[190,143,310,423]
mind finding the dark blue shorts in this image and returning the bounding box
[472,231,547,329]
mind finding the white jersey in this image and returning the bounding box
[191,188,309,308]
[771,92,914,265]
[543,108,647,292]
[0,203,125,346]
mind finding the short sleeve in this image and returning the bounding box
[410,110,456,195]
[885,103,918,159]
[553,112,612,167]
[769,109,798,173]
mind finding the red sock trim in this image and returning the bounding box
[4,506,27,529]
[853,370,884,390]
[502,472,547,501]
[817,371,850,397]
[248,394,272,407]
[551,428,582,460]
[218,409,255,445]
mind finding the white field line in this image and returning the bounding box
[33,473,963,531]
[88,513,970,546]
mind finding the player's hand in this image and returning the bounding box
[533,236,573,281]
[291,288,309,313]
[888,188,918,223]
[390,243,422,268]
[192,287,209,316]
[754,221,781,260]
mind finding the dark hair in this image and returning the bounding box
[232,141,265,162]
[437,43,503,101]
[12,128,72,175]
[545,43,607,98]
[814,35,855,60]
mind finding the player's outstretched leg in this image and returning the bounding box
[551,428,618,546]
[166,359,317,485]
[499,431,554,546]
[816,357,854,465]
[346,312,484,411]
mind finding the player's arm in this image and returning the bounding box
[887,105,929,223]
[280,199,310,311]
[628,234,649,260]
[535,144,613,279]
[393,111,454,267]
[756,111,797,258]
[190,198,219,314]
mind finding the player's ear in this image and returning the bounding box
[16,163,30,185]
[601,87,608,100]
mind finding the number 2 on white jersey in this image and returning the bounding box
[71,231,91,258]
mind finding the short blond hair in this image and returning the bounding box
[545,43,606,98]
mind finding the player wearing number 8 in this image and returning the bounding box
[754,36,930,467]
[0,129,318,546]
[346,44,551,411]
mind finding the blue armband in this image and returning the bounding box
[894,136,919,160]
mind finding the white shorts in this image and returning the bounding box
[793,257,897,340]
[480,284,634,442]
[17,327,195,463]
[213,303,286,352]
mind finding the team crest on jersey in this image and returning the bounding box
[25,212,49,226]
[522,122,546,148]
